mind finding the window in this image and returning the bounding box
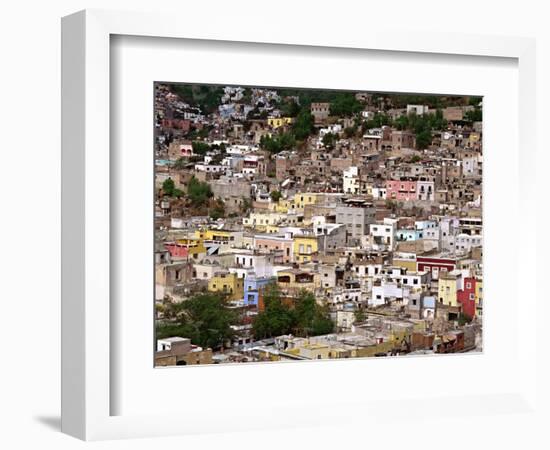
[466,282,472,289]
[469,293,475,300]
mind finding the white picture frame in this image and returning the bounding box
[62,8,540,442]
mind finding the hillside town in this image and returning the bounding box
[154,83,483,366]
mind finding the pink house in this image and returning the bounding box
[165,242,190,259]
[253,235,293,264]
[386,179,418,201]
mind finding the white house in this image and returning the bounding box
[343,166,360,194]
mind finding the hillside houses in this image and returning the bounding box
[154,84,483,365]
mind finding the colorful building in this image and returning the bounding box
[267,117,294,129]
[208,272,244,301]
[386,179,417,201]
[292,235,319,263]
[293,193,318,210]
[253,234,294,263]
[437,271,462,307]
[417,255,457,279]
[457,276,477,317]
[243,276,276,306]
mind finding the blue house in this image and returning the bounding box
[243,276,275,306]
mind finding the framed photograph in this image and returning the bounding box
[62,9,540,442]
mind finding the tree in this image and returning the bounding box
[294,291,334,336]
[292,109,315,141]
[192,141,211,155]
[344,126,357,138]
[322,132,337,150]
[156,293,237,349]
[259,132,296,154]
[329,93,362,117]
[252,284,295,339]
[187,176,213,207]
[464,108,482,122]
[280,99,301,117]
[270,190,282,203]
[416,129,432,150]
[252,287,335,339]
[162,178,175,196]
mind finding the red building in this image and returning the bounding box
[457,276,476,318]
[165,242,189,259]
[416,255,457,279]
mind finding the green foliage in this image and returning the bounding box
[294,291,334,336]
[252,287,334,339]
[387,95,446,109]
[344,126,357,138]
[172,188,184,198]
[292,110,315,141]
[322,132,337,149]
[464,108,482,122]
[162,178,175,196]
[468,96,483,107]
[279,99,301,117]
[187,176,213,207]
[168,84,224,114]
[192,141,211,155]
[259,132,296,154]
[156,293,237,349]
[415,130,432,150]
[253,284,295,339]
[329,93,362,117]
[392,110,447,149]
[363,113,393,131]
[270,190,282,202]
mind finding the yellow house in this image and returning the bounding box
[276,269,319,292]
[438,272,460,307]
[275,198,293,213]
[175,237,206,260]
[293,193,318,210]
[268,117,293,129]
[475,277,483,314]
[195,229,232,242]
[208,272,244,301]
[293,235,319,263]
